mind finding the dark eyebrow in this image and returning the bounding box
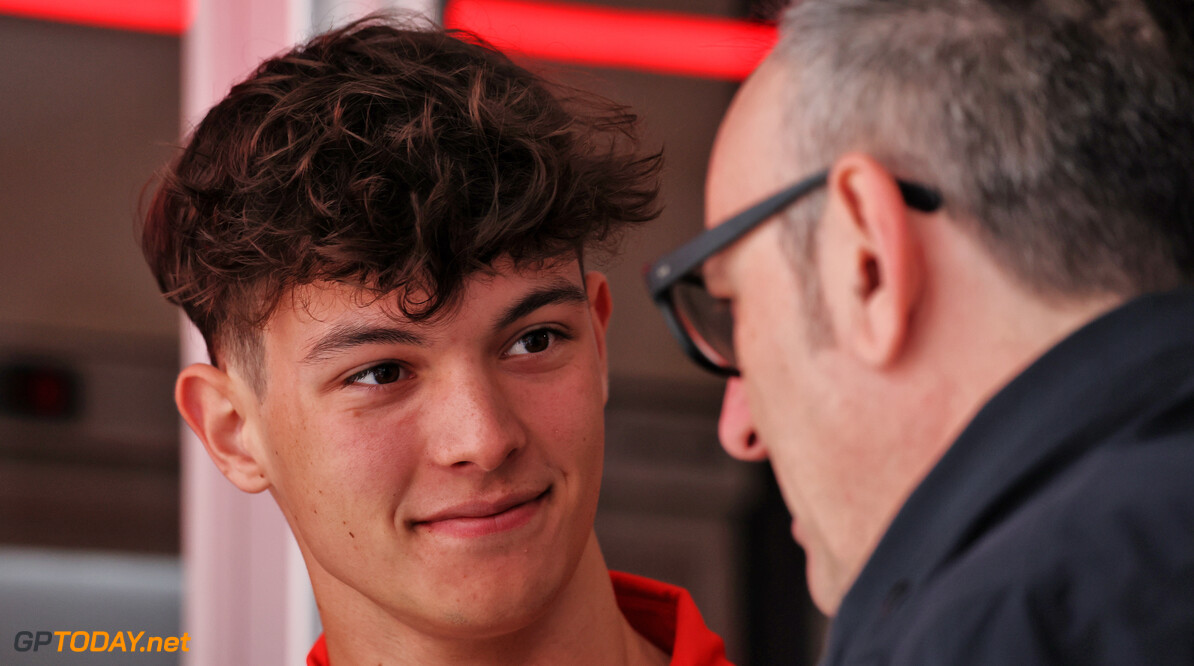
[493,281,589,331]
[302,323,425,365]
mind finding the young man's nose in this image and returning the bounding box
[429,371,526,471]
[718,377,767,461]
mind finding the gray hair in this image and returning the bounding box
[771,0,1194,299]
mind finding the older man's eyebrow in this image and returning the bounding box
[493,281,589,331]
[302,323,425,365]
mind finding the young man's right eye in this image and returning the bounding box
[346,362,408,386]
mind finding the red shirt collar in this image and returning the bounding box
[307,570,732,665]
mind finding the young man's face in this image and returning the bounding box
[236,259,612,637]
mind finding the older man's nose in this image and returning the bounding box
[718,377,767,462]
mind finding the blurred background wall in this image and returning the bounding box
[0,1,823,664]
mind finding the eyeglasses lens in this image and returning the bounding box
[671,278,736,370]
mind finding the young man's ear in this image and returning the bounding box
[818,152,926,367]
[584,271,613,401]
[175,363,271,493]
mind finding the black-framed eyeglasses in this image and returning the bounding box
[645,169,943,376]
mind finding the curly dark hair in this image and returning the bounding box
[141,16,662,387]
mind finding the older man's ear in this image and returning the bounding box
[175,363,271,493]
[818,153,926,368]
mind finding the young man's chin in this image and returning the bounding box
[298,495,598,640]
[374,541,590,640]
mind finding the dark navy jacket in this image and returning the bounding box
[821,290,1194,665]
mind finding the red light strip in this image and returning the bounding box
[1,0,774,79]
[445,0,776,81]
[0,0,189,35]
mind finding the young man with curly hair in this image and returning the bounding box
[141,18,730,666]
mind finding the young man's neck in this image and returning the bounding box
[313,533,669,666]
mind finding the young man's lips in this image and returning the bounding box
[413,487,551,538]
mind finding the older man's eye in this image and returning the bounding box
[347,363,407,386]
[507,328,569,356]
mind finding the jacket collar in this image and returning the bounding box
[825,288,1194,662]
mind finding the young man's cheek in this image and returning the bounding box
[267,411,416,507]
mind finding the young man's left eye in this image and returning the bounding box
[506,328,568,356]
[345,362,409,386]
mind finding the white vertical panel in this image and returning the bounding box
[179,0,313,664]
[311,0,441,33]
[311,0,386,32]
[386,0,441,21]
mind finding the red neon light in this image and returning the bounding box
[0,0,189,35]
[445,0,776,81]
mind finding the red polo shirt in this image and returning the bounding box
[608,570,733,665]
[307,570,733,665]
